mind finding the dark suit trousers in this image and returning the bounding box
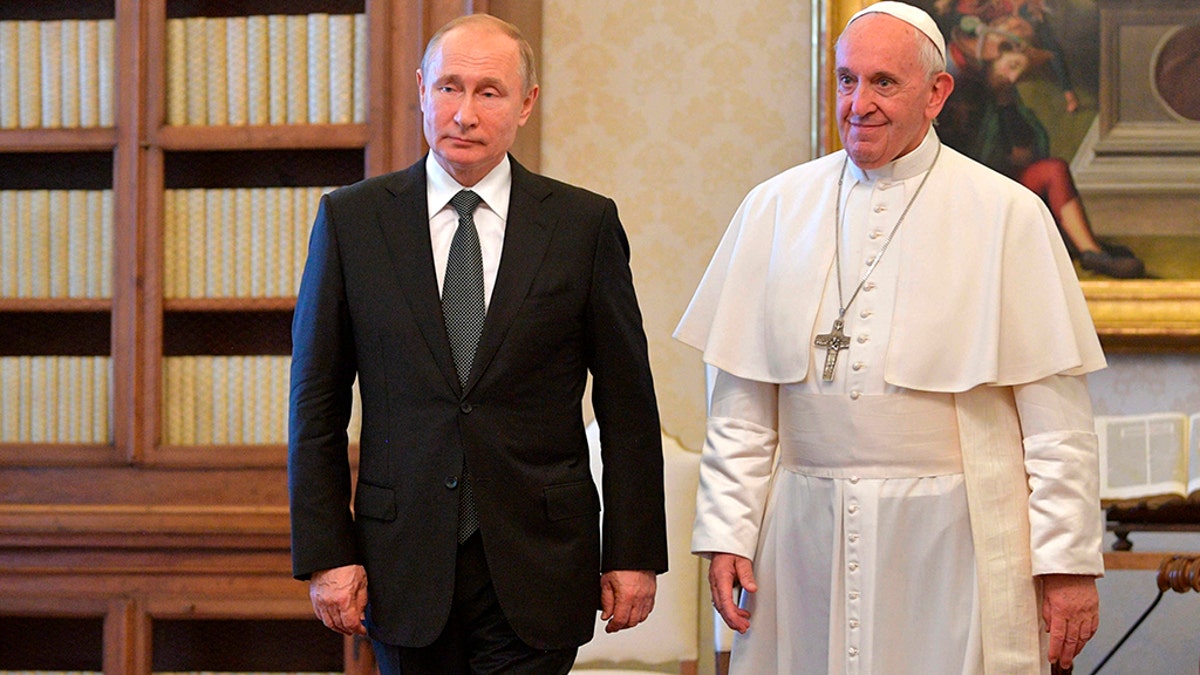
[370,533,578,674]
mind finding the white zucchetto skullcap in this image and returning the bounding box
[848,1,947,64]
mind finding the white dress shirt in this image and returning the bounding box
[425,154,511,309]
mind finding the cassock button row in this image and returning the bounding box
[849,391,861,400]
[848,562,859,571]
[873,204,886,213]
[859,309,872,319]
[849,619,860,629]
[863,281,876,291]
[865,255,876,266]
[869,229,882,239]
[849,591,860,600]
[851,361,864,371]
[445,476,459,489]
[849,647,859,657]
[849,476,860,484]
[856,335,869,344]
[848,503,859,514]
[848,533,859,543]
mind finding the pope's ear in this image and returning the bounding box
[927,71,955,118]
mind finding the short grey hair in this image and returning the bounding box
[421,14,538,94]
[836,17,947,82]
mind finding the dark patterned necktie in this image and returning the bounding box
[443,189,483,542]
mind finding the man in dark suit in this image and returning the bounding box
[288,13,667,674]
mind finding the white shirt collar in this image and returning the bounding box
[425,154,513,221]
[848,127,941,184]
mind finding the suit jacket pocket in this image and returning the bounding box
[543,480,600,522]
[355,481,397,522]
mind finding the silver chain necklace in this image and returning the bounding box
[813,142,941,382]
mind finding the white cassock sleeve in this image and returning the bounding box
[1014,373,1105,577]
[691,369,779,559]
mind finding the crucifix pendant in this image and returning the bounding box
[813,317,850,382]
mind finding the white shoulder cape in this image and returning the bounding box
[674,142,1105,391]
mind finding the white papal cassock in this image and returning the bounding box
[675,130,1107,674]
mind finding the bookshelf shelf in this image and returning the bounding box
[0,297,112,311]
[164,296,295,311]
[0,127,118,152]
[155,122,370,150]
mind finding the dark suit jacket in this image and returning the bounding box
[288,155,667,650]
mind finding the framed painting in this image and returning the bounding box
[817,0,1200,350]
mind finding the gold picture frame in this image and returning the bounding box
[817,0,1200,351]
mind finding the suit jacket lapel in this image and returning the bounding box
[466,158,555,393]
[376,159,462,394]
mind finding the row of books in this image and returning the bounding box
[165,13,367,127]
[0,19,115,130]
[162,355,361,445]
[0,190,113,299]
[163,186,334,299]
[0,356,111,444]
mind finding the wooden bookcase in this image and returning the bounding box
[0,0,541,671]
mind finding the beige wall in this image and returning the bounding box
[540,0,814,451]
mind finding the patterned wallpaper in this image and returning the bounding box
[540,0,813,450]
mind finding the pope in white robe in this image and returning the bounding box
[674,3,1106,673]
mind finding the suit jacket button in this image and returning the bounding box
[460,402,473,414]
[445,477,459,489]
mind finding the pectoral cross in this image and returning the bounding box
[813,317,850,382]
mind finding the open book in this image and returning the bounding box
[1095,412,1200,505]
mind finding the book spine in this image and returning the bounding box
[48,189,70,297]
[29,189,51,298]
[162,189,177,299]
[184,17,207,125]
[246,14,269,126]
[204,189,221,297]
[226,15,248,126]
[227,355,244,443]
[59,20,80,128]
[30,357,47,442]
[306,13,330,124]
[286,15,309,124]
[249,187,266,296]
[40,21,63,129]
[0,191,16,296]
[353,13,366,123]
[267,15,287,125]
[76,356,92,443]
[15,191,32,297]
[58,356,74,442]
[234,188,252,297]
[219,188,235,296]
[205,17,228,126]
[164,356,181,445]
[179,357,195,444]
[196,356,214,444]
[328,15,353,124]
[83,190,103,297]
[164,18,187,126]
[97,19,113,127]
[67,190,87,297]
[186,188,206,297]
[0,21,19,129]
[264,187,279,295]
[99,189,113,297]
[77,20,100,127]
[277,187,294,296]
[17,21,41,128]
[0,358,14,441]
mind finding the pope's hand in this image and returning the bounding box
[709,553,756,633]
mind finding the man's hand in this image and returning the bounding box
[709,553,756,633]
[1041,573,1099,670]
[309,564,368,636]
[600,569,656,633]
